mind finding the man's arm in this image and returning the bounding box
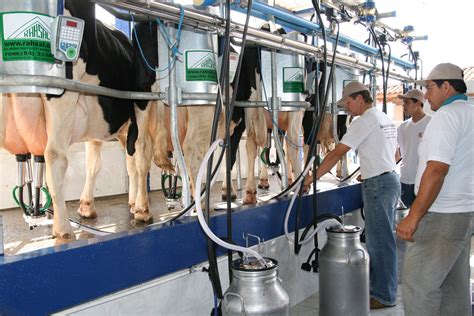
[395,147,401,163]
[315,143,351,180]
[396,160,450,241]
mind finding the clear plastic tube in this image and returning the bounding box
[195,139,268,267]
[283,157,342,244]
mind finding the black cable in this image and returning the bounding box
[368,25,386,113]
[384,43,391,106]
[202,3,233,300]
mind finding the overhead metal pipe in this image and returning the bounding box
[0,74,223,101]
[96,0,414,82]
[270,49,288,188]
[233,0,414,69]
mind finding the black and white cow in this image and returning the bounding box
[0,0,155,240]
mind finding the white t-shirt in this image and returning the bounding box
[341,107,397,179]
[397,115,431,184]
[415,99,474,213]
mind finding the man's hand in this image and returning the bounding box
[396,215,420,242]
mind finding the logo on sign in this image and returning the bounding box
[8,17,50,41]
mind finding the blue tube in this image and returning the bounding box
[57,0,64,16]
[232,0,415,70]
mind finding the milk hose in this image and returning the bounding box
[195,139,268,267]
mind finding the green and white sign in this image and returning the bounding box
[0,12,54,63]
[185,49,217,83]
[283,67,304,93]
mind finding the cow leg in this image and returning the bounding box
[286,111,304,184]
[132,106,153,222]
[77,141,103,219]
[183,107,213,199]
[243,135,258,204]
[286,143,294,185]
[116,133,138,212]
[221,182,238,201]
[43,92,78,240]
[258,156,270,190]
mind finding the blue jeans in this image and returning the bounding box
[362,171,400,306]
[400,183,416,207]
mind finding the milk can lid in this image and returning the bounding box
[231,257,277,271]
[326,225,361,233]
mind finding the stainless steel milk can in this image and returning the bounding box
[222,258,289,315]
[319,225,369,316]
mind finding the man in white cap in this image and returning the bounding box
[306,81,400,309]
[396,63,474,316]
[396,89,431,207]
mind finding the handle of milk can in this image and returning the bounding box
[347,249,367,265]
[223,292,248,315]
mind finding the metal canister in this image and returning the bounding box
[260,32,305,110]
[222,258,289,315]
[158,23,218,106]
[319,225,369,316]
[0,0,64,94]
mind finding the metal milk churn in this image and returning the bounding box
[0,0,65,94]
[319,225,369,316]
[395,202,410,282]
[222,258,289,315]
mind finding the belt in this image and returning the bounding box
[364,170,394,181]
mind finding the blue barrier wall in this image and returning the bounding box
[0,183,362,315]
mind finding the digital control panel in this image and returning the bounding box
[51,16,84,62]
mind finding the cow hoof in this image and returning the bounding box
[258,179,270,190]
[53,230,76,242]
[242,191,257,205]
[129,204,136,214]
[77,202,97,219]
[134,209,153,222]
[221,191,237,201]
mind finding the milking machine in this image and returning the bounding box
[259,31,307,189]
[12,154,52,229]
[157,3,220,209]
[0,0,65,95]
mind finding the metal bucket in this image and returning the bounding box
[158,24,217,106]
[260,32,305,108]
[319,225,369,316]
[0,0,64,94]
[222,258,289,315]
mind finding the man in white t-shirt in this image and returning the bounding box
[306,81,400,309]
[396,63,474,316]
[396,89,431,207]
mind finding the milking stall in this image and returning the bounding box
[1,0,472,315]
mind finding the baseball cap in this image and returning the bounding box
[415,63,464,86]
[397,89,424,102]
[336,81,369,105]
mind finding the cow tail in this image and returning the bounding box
[126,109,138,156]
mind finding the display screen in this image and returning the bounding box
[66,20,77,28]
